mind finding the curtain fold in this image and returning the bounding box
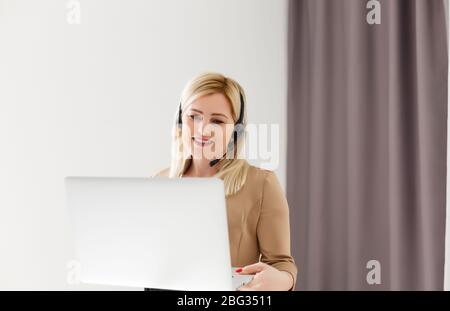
[287,0,448,290]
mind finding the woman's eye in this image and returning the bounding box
[188,114,224,124]
[189,114,201,121]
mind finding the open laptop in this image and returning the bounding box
[64,176,253,291]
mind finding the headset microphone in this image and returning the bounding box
[209,158,220,167]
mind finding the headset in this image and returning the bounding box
[177,91,245,167]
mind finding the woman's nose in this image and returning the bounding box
[195,121,213,136]
[194,120,205,134]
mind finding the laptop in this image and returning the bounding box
[64,176,253,291]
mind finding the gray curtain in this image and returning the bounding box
[287,0,448,290]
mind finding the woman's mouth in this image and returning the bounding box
[192,137,214,147]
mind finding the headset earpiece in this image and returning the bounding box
[211,91,245,166]
[230,91,245,144]
[177,102,182,128]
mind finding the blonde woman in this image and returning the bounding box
[153,72,297,291]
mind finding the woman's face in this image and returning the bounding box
[181,92,235,161]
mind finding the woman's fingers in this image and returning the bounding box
[237,262,267,274]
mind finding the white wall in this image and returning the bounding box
[0,0,288,289]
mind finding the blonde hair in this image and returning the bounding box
[169,72,250,196]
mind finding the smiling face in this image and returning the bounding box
[181,92,236,161]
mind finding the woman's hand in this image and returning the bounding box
[235,262,294,291]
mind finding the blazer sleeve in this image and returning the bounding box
[256,170,298,291]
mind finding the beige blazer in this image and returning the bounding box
[153,164,298,290]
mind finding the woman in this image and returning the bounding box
[153,72,297,291]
